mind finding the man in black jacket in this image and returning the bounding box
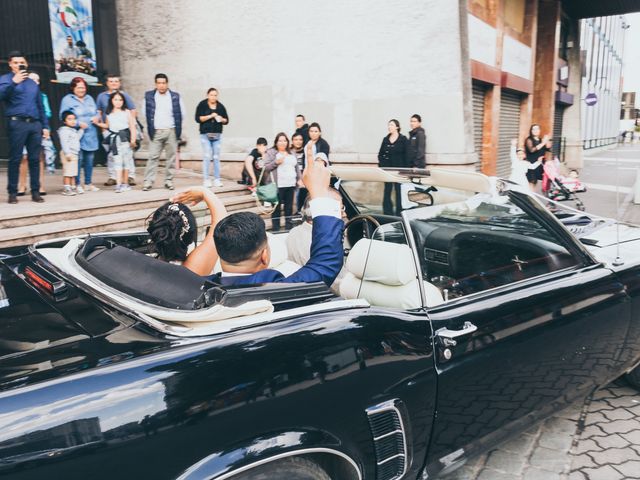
[294,114,309,144]
[407,114,426,168]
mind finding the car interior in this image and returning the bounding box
[32,168,581,329]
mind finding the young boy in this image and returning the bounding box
[58,111,83,196]
[242,137,268,191]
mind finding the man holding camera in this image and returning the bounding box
[0,51,50,204]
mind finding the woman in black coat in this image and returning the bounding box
[378,119,408,215]
[524,123,550,191]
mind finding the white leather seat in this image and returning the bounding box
[340,239,444,309]
[267,232,302,276]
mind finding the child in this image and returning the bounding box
[509,138,542,190]
[58,111,83,196]
[97,91,137,193]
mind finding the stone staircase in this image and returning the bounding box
[0,172,257,248]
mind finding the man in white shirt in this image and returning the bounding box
[142,73,185,191]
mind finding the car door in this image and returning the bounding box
[403,191,631,477]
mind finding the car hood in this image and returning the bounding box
[582,223,640,270]
[580,223,640,248]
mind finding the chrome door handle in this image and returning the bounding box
[435,321,477,347]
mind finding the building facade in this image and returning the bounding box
[580,16,627,150]
[115,0,476,167]
[1,0,638,178]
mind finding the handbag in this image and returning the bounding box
[256,168,278,205]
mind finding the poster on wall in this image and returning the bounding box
[48,0,98,84]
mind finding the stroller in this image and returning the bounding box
[542,157,586,211]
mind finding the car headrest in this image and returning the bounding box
[267,232,288,268]
[346,239,416,286]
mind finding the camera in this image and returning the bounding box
[18,64,27,72]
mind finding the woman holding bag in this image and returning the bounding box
[263,132,301,231]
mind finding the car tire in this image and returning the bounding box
[230,456,332,480]
[625,364,640,390]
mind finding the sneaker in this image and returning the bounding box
[128,177,136,186]
[76,185,85,194]
[86,184,100,192]
[104,178,117,186]
[121,184,132,192]
[142,184,152,191]
[164,181,174,190]
[213,179,223,188]
[203,179,212,188]
[115,184,123,193]
[62,186,76,196]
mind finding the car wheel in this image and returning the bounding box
[625,364,640,390]
[230,457,331,480]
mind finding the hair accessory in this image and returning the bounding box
[167,203,191,240]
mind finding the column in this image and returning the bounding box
[532,0,561,136]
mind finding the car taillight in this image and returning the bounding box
[24,265,68,301]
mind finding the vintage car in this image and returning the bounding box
[0,166,639,480]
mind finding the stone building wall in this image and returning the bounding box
[116,0,475,165]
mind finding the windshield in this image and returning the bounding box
[526,191,614,239]
[340,180,468,216]
[403,190,579,301]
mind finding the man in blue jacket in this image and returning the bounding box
[209,157,343,286]
[0,51,49,204]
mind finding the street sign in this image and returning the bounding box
[584,93,598,106]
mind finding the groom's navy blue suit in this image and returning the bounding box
[207,215,343,287]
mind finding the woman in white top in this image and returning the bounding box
[97,91,136,193]
[509,138,541,189]
[264,132,302,231]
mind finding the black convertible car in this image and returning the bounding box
[0,166,639,480]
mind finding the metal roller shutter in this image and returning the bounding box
[552,104,565,158]
[472,82,488,172]
[497,90,524,179]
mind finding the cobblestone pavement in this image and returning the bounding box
[442,380,640,479]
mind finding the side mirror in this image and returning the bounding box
[407,190,434,205]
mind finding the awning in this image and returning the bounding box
[563,0,640,19]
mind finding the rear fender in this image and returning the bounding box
[176,429,362,480]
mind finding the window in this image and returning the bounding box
[405,192,579,301]
[504,0,525,34]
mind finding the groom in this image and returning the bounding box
[208,155,343,287]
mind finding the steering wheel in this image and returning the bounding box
[344,214,381,248]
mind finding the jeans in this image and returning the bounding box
[383,182,402,216]
[200,133,222,181]
[113,137,133,171]
[297,187,309,212]
[42,137,56,173]
[144,128,176,185]
[271,186,295,231]
[6,118,42,195]
[105,141,136,179]
[77,149,96,185]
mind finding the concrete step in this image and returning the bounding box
[0,183,253,229]
[0,194,260,248]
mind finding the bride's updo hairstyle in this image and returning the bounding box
[146,202,198,262]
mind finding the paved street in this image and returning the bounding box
[579,144,640,224]
[444,144,640,480]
